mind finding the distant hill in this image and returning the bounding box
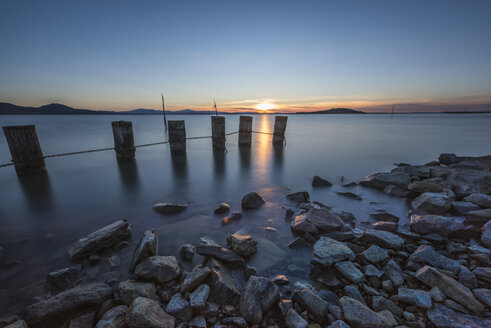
[298,108,365,114]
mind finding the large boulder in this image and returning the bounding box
[465,208,491,225]
[126,297,175,328]
[95,305,128,328]
[239,276,279,324]
[118,280,158,305]
[67,220,131,260]
[226,233,257,257]
[196,238,245,267]
[130,229,158,272]
[359,171,409,190]
[189,284,210,313]
[464,193,491,208]
[241,192,265,210]
[410,215,467,236]
[427,303,491,328]
[303,206,345,232]
[411,192,451,215]
[165,293,191,322]
[292,288,329,322]
[134,256,181,284]
[408,178,445,193]
[446,168,491,197]
[339,296,391,328]
[408,245,461,274]
[311,237,355,268]
[451,201,481,215]
[360,229,404,250]
[334,261,364,283]
[206,259,242,306]
[383,260,404,287]
[285,309,308,328]
[290,215,319,235]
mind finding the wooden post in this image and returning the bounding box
[111,121,135,161]
[238,116,253,146]
[211,116,225,150]
[168,120,186,154]
[273,116,288,145]
[3,125,46,174]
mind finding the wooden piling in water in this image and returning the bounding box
[273,116,288,145]
[238,116,253,146]
[111,121,135,161]
[168,120,186,154]
[211,116,226,150]
[3,125,46,174]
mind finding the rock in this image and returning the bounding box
[4,321,28,328]
[473,289,491,307]
[359,171,410,190]
[397,287,432,309]
[381,280,393,293]
[451,201,481,215]
[214,203,230,214]
[0,316,19,327]
[473,267,491,284]
[135,256,181,284]
[430,286,445,302]
[203,302,218,318]
[427,303,491,328]
[126,297,175,328]
[69,311,95,328]
[360,245,389,264]
[481,220,491,248]
[179,244,195,261]
[336,192,362,200]
[190,284,210,313]
[465,208,491,225]
[95,305,128,328]
[226,233,257,257]
[311,237,355,268]
[181,264,211,293]
[335,261,364,283]
[290,215,319,235]
[292,288,329,321]
[241,192,265,210]
[361,230,404,249]
[415,265,484,313]
[411,192,451,215]
[392,165,431,179]
[446,168,491,197]
[108,255,120,268]
[286,191,310,203]
[188,316,206,328]
[221,212,243,225]
[196,238,245,267]
[206,259,242,306]
[89,254,100,265]
[408,179,445,193]
[67,220,131,260]
[284,207,295,220]
[339,296,390,328]
[46,264,82,291]
[410,215,467,236]
[119,280,157,305]
[165,293,191,322]
[444,298,470,313]
[371,296,403,317]
[369,212,400,223]
[272,275,288,285]
[464,193,491,208]
[239,276,279,324]
[439,153,461,165]
[285,309,308,328]
[364,264,384,278]
[221,316,247,327]
[372,221,397,232]
[22,282,112,327]
[152,203,187,214]
[328,320,350,328]
[408,245,461,274]
[383,260,404,287]
[458,266,478,289]
[383,185,408,197]
[130,229,158,272]
[312,176,332,187]
[305,206,345,232]
[377,310,397,327]
[343,285,366,305]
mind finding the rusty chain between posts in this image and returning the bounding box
[0,130,280,167]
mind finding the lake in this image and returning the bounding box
[0,113,490,316]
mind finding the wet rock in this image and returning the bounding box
[190,284,210,313]
[226,233,257,257]
[165,293,191,322]
[22,282,112,327]
[383,185,408,197]
[286,191,310,203]
[465,208,491,225]
[152,202,188,214]
[339,296,390,328]
[290,215,318,235]
[335,261,364,283]
[181,264,211,293]
[130,229,158,272]
[328,321,349,328]
[360,245,389,264]
[408,245,461,274]
[221,212,243,225]
[95,305,128,328]
[415,265,484,313]
[241,192,265,210]
[311,237,355,268]
[411,192,451,215]
[359,171,410,190]
[312,176,332,187]
[69,311,95,328]
[196,238,245,267]
[473,288,491,307]
[408,179,445,193]
[4,321,28,328]
[473,267,491,284]
[67,220,131,260]
[126,297,175,328]
[179,244,195,261]
[410,215,467,236]
[206,259,242,306]
[464,193,491,208]
[364,264,384,278]
[458,266,478,289]
[89,254,100,265]
[439,153,461,165]
[383,260,404,287]
[336,192,362,200]
[371,296,403,317]
[188,316,206,328]
[239,276,279,324]
[427,303,491,328]
[119,280,158,305]
[446,168,491,197]
[0,316,19,327]
[214,203,230,214]
[292,206,344,234]
[292,288,329,321]
[46,264,82,291]
[361,229,404,250]
[481,220,491,248]
[444,298,470,313]
[283,207,295,220]
[369,212,400,223]
[372,221,398,232]
[343,285,366,305]
[272,275,288,285]
[285,309,307,328]
[451,201,481,215]
[397,287,432,309]
[221,316,247,327]
[135,256,181,284]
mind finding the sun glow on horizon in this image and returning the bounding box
[255,102,277,111]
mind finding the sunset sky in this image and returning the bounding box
[1,0,491,112]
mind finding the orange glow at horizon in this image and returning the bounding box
[255,102,277,111]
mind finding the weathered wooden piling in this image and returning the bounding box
[3,125,46,174]
[238,116,253,146]
[211,116,226,150]
[273,116,288,145]
[168,120,186,154]
[111,121,135,161]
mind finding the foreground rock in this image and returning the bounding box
[241,192,265,210]
[361,229,404,249]
[130,229,158,272]
[359,171,409,190]
[226,233,257,257]
[196,238,245,267]
[339,296,390,328]
[312,176,332,187]
[126,297,175,328]
[67,220,131,260]
[292,287,329,321]
[286,191,310,203]
[46,264,82,291]
[118,280,158,305]
[285,309,307,328]
[95,305,127,328]
[152,203,188,215]
[22,282,112,327]
[411,192,451,215]
[292,205,344,234]
[239,276,279,323]
[180,265,211,294]
[410,215,467,236]
[464,193,491,208]
[134,256,181,284]
[409,245,461,274]
[311,237,355,268]
[482,220,491,248]
[466,208,491,225]
[427,303,491,328]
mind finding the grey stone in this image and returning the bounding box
[126,297,175,328]
[129,229,158,272]
[473,266,491,284]
[369,212,400,223]
[383,260,404,287]
[311,237,355,268]
[336,192,362,200]
[226,233,257,257]
[377,310,397,327]
[95,305,128,328]
[411,192,451,215]
[286,191,310,203]
[221,317,247,328]
[179,244,195,261]
[464,193,491,208]
[371,296,404,317]
[152,202,187,214]
[206,259,242,306]
[46,264,82,291]
[165,293,191,322]
[465,208,491,225]
[135,256,181,284]
[430,286,445,303]
[473,288,491,307]
[4,321,28,328]
[451,201,481,215]
[397,287,432,309]
[180,265,210,294]
[408,245,461,274]
[372,221,398,233]
[285,309,307,328]
[446,168,491,197]
[360,171,410,190]
[343,285,366,305]
[328,320,350,328]
[119,280,158,305]
[239,276,279,324]
[364,264,384,278]
[214,203,230,214]
[410,215,467,236]
[361,229,404,249]
[482,220,491,248]
[408,179,445,193]
[188,316,207,328]
[360,245,389,264]
[290,215,319,235]
[292,288,329,321]
[190,285,210,313]
[458,266,478,289]
[241,192,265,210]
[335,261,364,283]
[196,238,245,267]
[427,303,491,328]
[312,176,332,187]
[339,296,391,328]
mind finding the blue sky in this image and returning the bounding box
[1,0,491,112]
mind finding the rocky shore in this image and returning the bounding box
[1,153,491,328]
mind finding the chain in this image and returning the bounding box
[252,130,274,135]
[135,141,169,148]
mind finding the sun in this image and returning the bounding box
[255,102,277,111]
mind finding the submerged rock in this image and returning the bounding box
[152,203,188,215]
[241,192,265,210]
[127,297,175,328]
[372,221,398,232]
[67,220,131,260]
[134,256,181,284]
[214,203,231,214]
[286,191,310,203]
[221,211,243,225]
[312,176,332,187]
[311,237,355,268]
[336,192,362,200]
[226,233,257,257]
[239,276,279,324]
[130,229,158,272]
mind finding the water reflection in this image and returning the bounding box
[213,148,226,182]
[272,143,284,182]
[239,146,251,177]
[117,160,140,193]
[17,171,53,212]
[170,152,188,182]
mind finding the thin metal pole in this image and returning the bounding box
[213,99,218,117]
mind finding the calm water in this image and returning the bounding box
[0,113,490,315]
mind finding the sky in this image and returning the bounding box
[1,0,491,113]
